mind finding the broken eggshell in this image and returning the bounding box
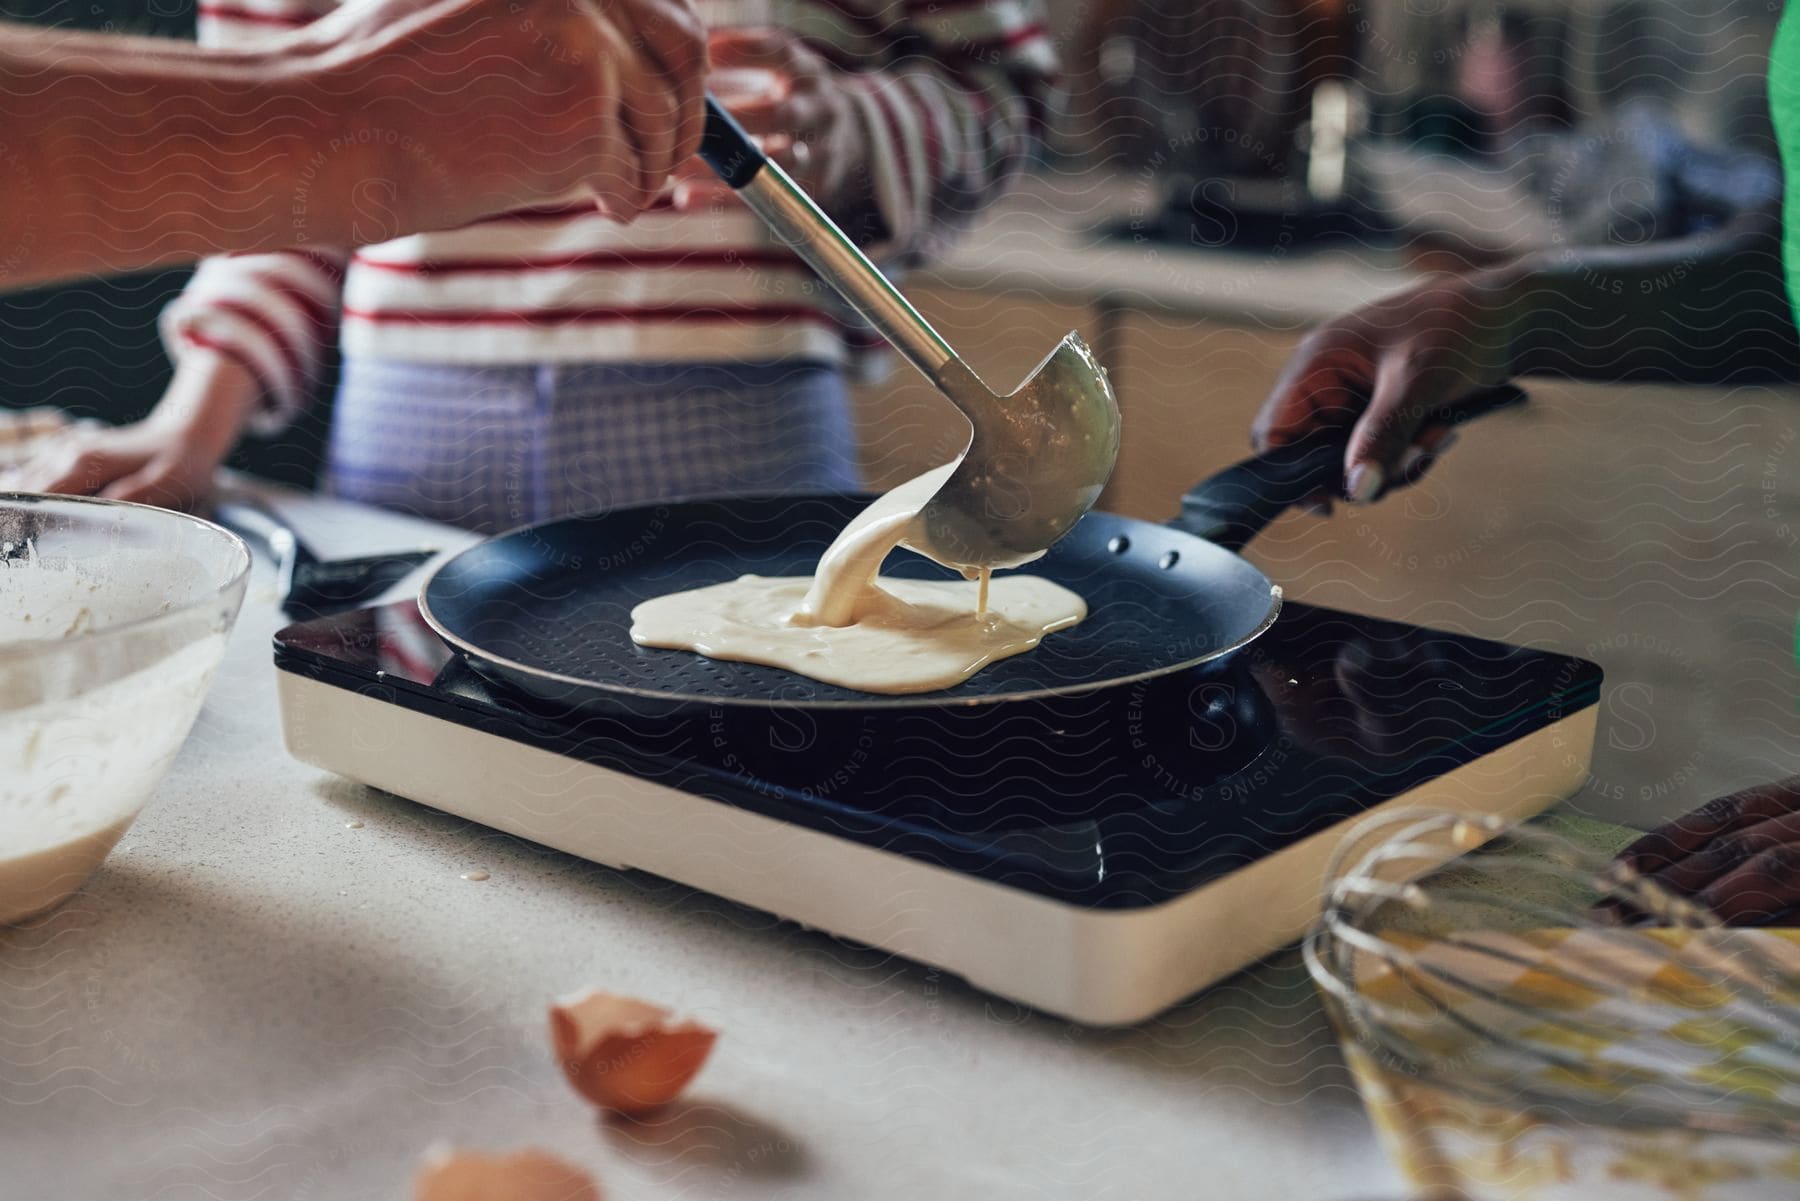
[413,1145,600,1201]
[549,991,717,1116]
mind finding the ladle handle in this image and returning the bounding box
[1173,384,1528,552]
[698,95,962,387]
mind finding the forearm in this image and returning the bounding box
[154,349,260,459]
[164,248,346,432]
[1486,208,1799,385]
[0,24,384,289]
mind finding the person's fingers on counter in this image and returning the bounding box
[1648,826,1788,898]
[1695,843,1800,925]
[5,439,60,493]
[14,441,140,497]
[1616,778,1800,875]
[1646,809,1800,895]
[1616,813,1725,879]
[101,462,209,512]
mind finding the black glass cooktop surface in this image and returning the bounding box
[275,601,1601,909]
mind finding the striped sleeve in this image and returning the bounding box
[159,0,346,434]
[160,250,346,433]
[854,0,1058,259]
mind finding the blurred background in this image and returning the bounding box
[3,0,1790,496]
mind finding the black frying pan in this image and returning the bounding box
[420,387,1524,712]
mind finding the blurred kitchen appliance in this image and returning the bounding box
[1348,0,1783,256]
[1090,0,1780,251]
[1091,0,1379,248]
[1354,0,1780,154]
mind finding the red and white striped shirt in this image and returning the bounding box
[162,0,1058,433]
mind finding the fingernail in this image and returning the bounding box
[1345,463,1384,504]
[1396,446,1425,477]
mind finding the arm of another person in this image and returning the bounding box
[5,244,351,511]
[1250,203,1797,503]
[5,0,353,508]
[0,0,706,290]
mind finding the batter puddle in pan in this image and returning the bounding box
[630,464,1086,695]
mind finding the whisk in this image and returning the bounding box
[1304,809,1800,1141]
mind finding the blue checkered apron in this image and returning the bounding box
[324,358,862,533]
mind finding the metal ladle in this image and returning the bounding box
[697,97,1121,569]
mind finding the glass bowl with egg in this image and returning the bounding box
[0,494,249,924]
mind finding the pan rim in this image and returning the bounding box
[420,578,1283,711]
[415,502,1284,711]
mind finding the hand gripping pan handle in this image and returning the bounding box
[1174,384,1528,552]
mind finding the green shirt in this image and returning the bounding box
[1770,4,1800,327]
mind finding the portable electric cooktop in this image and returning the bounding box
[274,599,1601,1025]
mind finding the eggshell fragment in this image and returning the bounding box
[549,991,717,1116]
[413,1146,600,1201]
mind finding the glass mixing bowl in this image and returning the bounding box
[0,494,250,923]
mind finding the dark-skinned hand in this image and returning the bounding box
[1610,776,1800,925]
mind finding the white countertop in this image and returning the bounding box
[0,487,1403,1200]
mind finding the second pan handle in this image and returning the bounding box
[1171,384,1528,552]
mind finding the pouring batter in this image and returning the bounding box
[628,464,1086,695]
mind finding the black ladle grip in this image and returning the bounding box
[698,95,766,189]
[1173,383,1528,552]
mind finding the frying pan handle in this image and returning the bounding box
[1171,384,1528,552]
